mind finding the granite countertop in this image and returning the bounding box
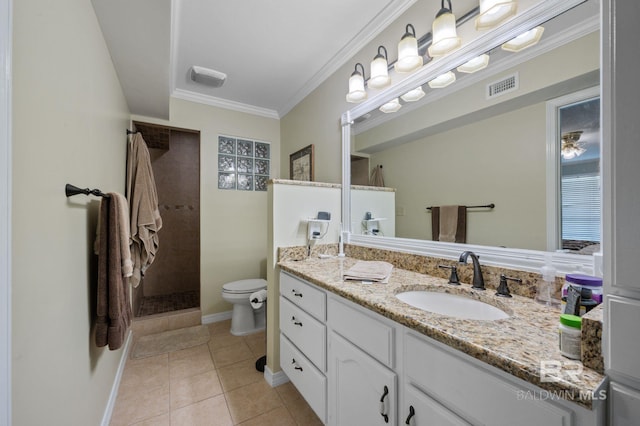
[278,256,605,409]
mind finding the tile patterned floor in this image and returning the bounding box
[136,291,200,317]
[110,319,323,425]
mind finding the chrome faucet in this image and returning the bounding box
[459,251,485,290]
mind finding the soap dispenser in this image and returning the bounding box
[536,254,559,307]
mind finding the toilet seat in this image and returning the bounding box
[222,278,267,294]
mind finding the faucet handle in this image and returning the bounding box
[438,264,460,285]
[496,274,522,298]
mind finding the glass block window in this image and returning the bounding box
[218,135,270,191]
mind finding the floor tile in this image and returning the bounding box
[276,382,323,425]
[112,320,320,426]
[130,413,170,426]
[170,369,223,410]
[210,340,253,368]
[238,406,297,426]
[169,344,214,380]
[244,332,266,356]
[208,330,244,350]
[207,319,232,336]
[225,380,284,424]
[170,395,233,426]
[217,358,264,392]
[119,354,169,394]
[110,384,170,426]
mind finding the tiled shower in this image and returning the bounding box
[132,122,201,317]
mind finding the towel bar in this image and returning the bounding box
[426,203,494,211]
[65,183,110,198]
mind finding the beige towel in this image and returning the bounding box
[439,205,459,243]
[343,261,394,283]
[431,206,467,243]
[113,193,133,278]
[127,133,162,287]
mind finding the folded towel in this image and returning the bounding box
[343,261,394,284]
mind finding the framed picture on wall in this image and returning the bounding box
[289,144,314,181]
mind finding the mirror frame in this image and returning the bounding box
[341,0,597,275]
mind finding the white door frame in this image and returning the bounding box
[0,0,11,424]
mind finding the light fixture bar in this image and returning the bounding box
[365,6,480,84]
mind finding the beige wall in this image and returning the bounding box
[12,0,131,424]
[372,103,547,250]
[132,97,281,317]
[267,182,341,373]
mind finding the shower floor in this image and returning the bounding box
[136,290,200,317]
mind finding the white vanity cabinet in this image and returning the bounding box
[279,270,603,426]
[279,271,327,423]
[403,331,573,426]
[327,295,399,425]
[329,332,397,425]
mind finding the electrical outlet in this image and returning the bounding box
[396,206,405,216]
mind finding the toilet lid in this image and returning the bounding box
[222,279,267,294]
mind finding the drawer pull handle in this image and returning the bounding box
[291,358,303,371]
[379,385,389,423]
[291,316,303,326]
[405,405,415,425]
[291,289,303,297]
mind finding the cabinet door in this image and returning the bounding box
[402,384,471,426]
[329,332,397,426]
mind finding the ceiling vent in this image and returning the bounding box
[486,72,519,99]
[190,66,227,87]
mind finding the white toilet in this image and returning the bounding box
[221,278,267,336]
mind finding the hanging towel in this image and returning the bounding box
[96,193,132,350]
[95,193,133,277]
[431,205,467,243]
[343,260,394,283]
[127,132,162,287]
[369,165,385,187]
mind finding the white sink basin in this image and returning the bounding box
[396,291,510,320]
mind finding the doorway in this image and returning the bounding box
[132,121,201,316]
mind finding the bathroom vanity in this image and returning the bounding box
[278,256,605,426]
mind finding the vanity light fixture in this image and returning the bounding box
[369,46,392,89]
[395,24,423,73]
[561,131,586,160]
[456,54,490,73]
[428,0,462,57]
[501,26,544,52]
[428,71,456,88]
[346,63,367,103]
[379,98,402,113]
[401,86,426,102]
[475,0,518,30]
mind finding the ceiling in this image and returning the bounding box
[91,0,419,120]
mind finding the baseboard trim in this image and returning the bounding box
[201,310,232,325]
[264,365,289,388]
[101,330,133,426]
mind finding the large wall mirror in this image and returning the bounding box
[341,0,600,273]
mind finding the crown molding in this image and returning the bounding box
[172,88,280,120]
[277,0,419,118]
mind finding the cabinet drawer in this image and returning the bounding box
[403,384,471,426]
[328,296,395,367]
[280,271,326,321]
[405,332,572,426]
[280,296,326,371]
[281,334,326,423]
